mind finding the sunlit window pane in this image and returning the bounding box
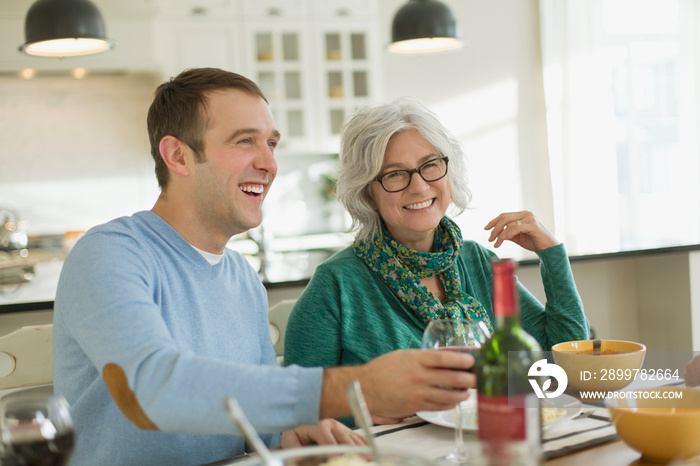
[602,0,679,35]
[541,0,698,253]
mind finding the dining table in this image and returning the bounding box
[371,404,627,465]
[368,377,692,466]
[209,378,695,466]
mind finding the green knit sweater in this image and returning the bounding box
[283,241,589,368]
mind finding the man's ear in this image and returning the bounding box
[159,135,191,177]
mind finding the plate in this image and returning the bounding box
[416,393,582,431]
[231,445,434,466]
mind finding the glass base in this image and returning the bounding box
[434,448,470,466]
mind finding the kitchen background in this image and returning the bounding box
[1,0,700,353]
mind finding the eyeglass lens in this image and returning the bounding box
[380,157,448,192]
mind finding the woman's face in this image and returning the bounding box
[370,128,451,252]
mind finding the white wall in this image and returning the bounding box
[379,0,552,261]
[0,73,161,234]
[519,251,698,352]
[518,259,641,345]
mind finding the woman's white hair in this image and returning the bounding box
[336,96,472,241]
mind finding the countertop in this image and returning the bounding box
[3,240,700,314]
[0,232,347,313]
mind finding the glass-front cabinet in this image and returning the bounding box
[155,0,380,154]
[312,0,379,148]
[316,24,378,146]
[244,26,314,151]
[243,0,380,152]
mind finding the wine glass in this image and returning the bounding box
[422,317,490,466]
[0,389,74,466]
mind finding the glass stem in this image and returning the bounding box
[454,402,465,457]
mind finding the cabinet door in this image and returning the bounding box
[312,0,375,19]
[155,17,243,79]
[244,24,316,151]
[314,20,381,148]
[242,0,310,18]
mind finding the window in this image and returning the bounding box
[540,0,699,254]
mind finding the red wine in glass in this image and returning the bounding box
[3,431,74,466]
[422,318,490,465]
[1,394,74,466]
[437,346,480,373]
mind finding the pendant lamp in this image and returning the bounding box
[19,0,114,58]
[388,0,464,55]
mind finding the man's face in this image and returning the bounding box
[191,88,279,238]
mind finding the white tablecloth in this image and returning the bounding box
[370,404,617,462]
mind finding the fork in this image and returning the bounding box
[574,408,595,420]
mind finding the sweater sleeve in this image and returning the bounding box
[519,243,590,350]
[54,229,323,437]
[284,263,344,368]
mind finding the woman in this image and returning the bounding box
[283,97,588,371]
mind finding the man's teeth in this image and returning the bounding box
[240,185,264,194]
[405,199,433,210]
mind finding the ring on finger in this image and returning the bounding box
[515,220,522,225]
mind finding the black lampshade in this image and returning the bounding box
[19,0,114,58]
[389,0,464,54]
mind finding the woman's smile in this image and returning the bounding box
[404,198,435,211]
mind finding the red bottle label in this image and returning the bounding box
[477,393,540,442]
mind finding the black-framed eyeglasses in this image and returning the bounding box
[374,156,449,193]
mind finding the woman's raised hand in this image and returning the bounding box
[484,211,559,252]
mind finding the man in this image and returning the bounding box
[53,68,474,465]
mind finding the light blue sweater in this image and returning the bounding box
[53,211,323,466]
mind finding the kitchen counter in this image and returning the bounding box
[0,242,65,313]
[3,241,700,315]
[0,231,350,313]
[521,242,700,266]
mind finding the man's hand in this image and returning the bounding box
[369,414,408,425]
[320,349,475,419]
[281,419,366,448]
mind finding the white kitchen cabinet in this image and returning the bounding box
[153,1,245,81]
[0,0,380,151]
[155,18,243,81]
[242,22,316,151]
[312,0,376,19]
[313,19,381,149]
[241,0,310,19]
[311,0,381,151]
[150,0,381,153]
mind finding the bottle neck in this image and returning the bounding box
[492,259,520,327]
[494,313,521,331]
[492,275,519,316]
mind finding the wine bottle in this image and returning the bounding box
[476,259,544,460]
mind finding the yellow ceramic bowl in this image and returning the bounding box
[606,387,700,463]
[551,340,646,393]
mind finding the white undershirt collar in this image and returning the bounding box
[191,245,224,265]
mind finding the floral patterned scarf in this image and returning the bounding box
[353,216,493,329]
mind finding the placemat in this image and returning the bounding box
[370,404,619,461]
[542,404,618,459]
